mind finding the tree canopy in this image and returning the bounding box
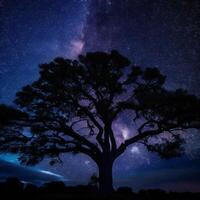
[0,50,200,192]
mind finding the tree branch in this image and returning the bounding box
[70,97,105,151]
[116,129,161,158]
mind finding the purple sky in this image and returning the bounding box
[0,0,200,192]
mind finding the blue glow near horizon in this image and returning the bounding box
[39,170,64,178]
[0,153,65,180]
[0,153,19,163]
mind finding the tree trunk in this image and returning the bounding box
[98,160,114,193]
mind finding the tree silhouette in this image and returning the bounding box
[0,51,200,193]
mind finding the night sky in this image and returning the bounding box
[0,0,200,192]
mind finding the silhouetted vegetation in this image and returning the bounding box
[0,51,200,193]
[0,178,200,200]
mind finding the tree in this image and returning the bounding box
[0,51,200,193]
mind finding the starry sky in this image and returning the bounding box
[0,0,200,192]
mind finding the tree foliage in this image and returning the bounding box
[0,50,200,165]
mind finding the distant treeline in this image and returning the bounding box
[0,177,199,200]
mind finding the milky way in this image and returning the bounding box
[0,0,200,191]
